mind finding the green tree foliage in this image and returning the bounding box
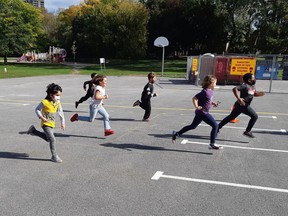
[215,0,260,53]
[253,0,288,54]
[57,0,149,59]
[0,0,42,63]
[36,9,58,51]
[140,0,227,56]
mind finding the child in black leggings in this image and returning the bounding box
[133,72,158,121]
[172,75,222,150]
[75,73,97,109]
[218,72,265,138]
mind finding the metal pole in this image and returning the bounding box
[269,56,276,93]
[161,46,165,77]
[196,55,202,86]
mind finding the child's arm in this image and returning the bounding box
[58,103,65,130]
[211,101,221,107]
[254,91,265,97]
[95,90,108,100]
[192,96,202,110]
[35,102,48,122]
[83,80,90,91]
[233,87,245,106]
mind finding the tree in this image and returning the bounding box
[36,9,58,52]
[141,0,227,56]
[57,0,149,59]
[0,0,42,64]
[253,0,288,54]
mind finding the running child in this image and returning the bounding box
[218,72,265,138]
[75,73,97,109]
[27,83,65,163]
[133,72,158,121]
[70,75,115,136]
[172,75,222,150]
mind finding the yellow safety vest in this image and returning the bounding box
[40,99,60,128]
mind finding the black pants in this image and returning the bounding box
[140,99,151,120]
[177,111,218,144]
[78,91,93,104]
[218,102,258,132]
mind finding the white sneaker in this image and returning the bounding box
[51,155,63,163]
[208,143,223,150]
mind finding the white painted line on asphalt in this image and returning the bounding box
[181,139,288,153]
[181,139,188,144]
[199,124,287,133]
[210,112,277,119]
[151,171,288,193]
[1,102,31,106]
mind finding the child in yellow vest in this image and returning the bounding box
[27,83,65,163]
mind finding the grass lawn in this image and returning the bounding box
[0,59,187,79]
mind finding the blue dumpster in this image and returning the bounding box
[283,65,288,80]
[255,60,278,80]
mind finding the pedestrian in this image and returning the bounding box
[218,72,265,138]
[27,83,65,163]
[133,72,158,121]
[70,75,115,136]
[172,75,223,150]
[75,72,97,109]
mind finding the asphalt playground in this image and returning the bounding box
[0,74,287,216]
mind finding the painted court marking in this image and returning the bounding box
[199,123,287,133]
[151,171,288,193]
[209,112,277,119]
[181,139,288,153]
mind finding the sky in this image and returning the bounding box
[45,0,83,13]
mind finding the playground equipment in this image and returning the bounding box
[49,46,67,63]
[17,46,67,63]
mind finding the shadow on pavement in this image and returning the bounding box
[148,133,249,144]
[0,152,50,161]
[100,143,213,155]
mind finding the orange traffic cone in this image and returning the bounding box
[229,105,240,123]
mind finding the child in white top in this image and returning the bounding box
[70,75,114,136]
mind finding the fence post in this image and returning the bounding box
[269,56,276,93]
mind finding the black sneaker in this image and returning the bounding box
[243,131,255,138]
[27,125,36,134]
[208,143,223,150]
[75,101,79,109]
[172,131,178,144]
[133,100,140,107]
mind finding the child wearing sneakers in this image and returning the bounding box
[172,75,222,150]
[218,72,264,138]
[27,83,65,163]
[133,72,158,121]
[75,72,97,109]
[70,75,114,136]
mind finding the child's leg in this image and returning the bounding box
[201,112,218,144]
[78,92,92,104]
[29,126,49,142]
[242,106,258,132]
[98,105,111,130]
[177,114,202,136]
[42,126,57,156]
[218,103,242,130]
[140,100,151,120]
[89,103,99,122]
